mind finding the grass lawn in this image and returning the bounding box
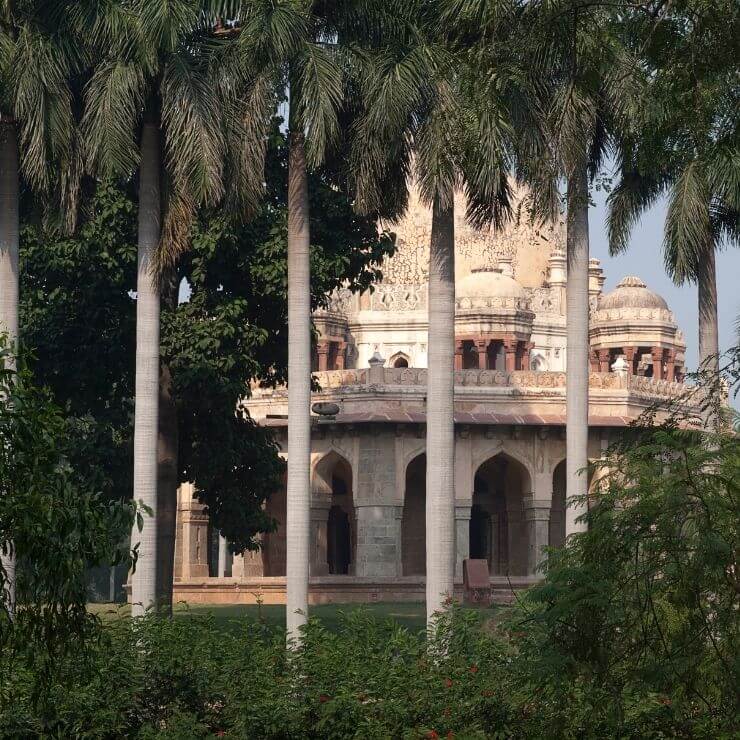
[89,601,504,633]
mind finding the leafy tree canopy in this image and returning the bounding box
[0,336,137,707]
[19,120,394,551]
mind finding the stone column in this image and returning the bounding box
[589,349,599,372]
[242,547,264,577]
[623,346,636,374]
[454,505,471,581]
[523,496,551,577]
[506,505,525,576]
[354,504,402,577]
[178,484,209,578]
[475,339,488,369]
[354,428,399,576]
[317,341,330,371]
[217,534,228,577]
[521,342,533,371]
[651,346,663,380]
[504,339,517,372]
[598,348,611,373]
[454,340,464,371]
[335,342,346,370]
[310,501,331,576]
[664,348,675,381]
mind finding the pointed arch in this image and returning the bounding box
[401,453,426,576]
[390,351,410,368]
[311,450,355,575]
[470,452,532,576]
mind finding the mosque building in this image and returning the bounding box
[172,188,689,604]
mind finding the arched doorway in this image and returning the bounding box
[470,454,531,576]
[550,460,566,549]
[402,454,426,575]
[313,452,356,576]
[326,461,354,574]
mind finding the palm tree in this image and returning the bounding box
[520,0,638,535]
[227,0,382,640]
[82,0,231,616]
[353,1,533,625]
[0,2,82,616]
[607,3,739,398]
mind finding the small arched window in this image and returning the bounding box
[391,353,410,368]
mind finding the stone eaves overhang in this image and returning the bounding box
[251,368,700,431]
[260,411,635,428]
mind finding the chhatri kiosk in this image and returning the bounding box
[172,189,689,604]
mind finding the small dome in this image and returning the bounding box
[457,267,526,301]
[598,276,668,310]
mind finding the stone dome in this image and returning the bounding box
[598,276,668,311]
[456,267,526,301]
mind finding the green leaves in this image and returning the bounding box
[510,362,740,737]
[0,335,138,707]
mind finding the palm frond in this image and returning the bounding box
[606,169,665,255]
[82,58,146,178]
[663,159,712,283]
[161,48,226,208]
[293,40,343,168]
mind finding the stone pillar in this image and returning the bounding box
[242,547,264,577]
[506,505,525,576]
[589,349,599,372]
[623,346,635,374]
[598,349,611,373]
[368,351,385,383]
[521,342,533,371]
[335,342,346,370]
[651,346,663,380]
[504,339,517,372]
[523,496,551,577]
[178,484,209,578]
[454,505,472,581]
[664,348,675,381]
[475,339,488,370]
[354,504,402,577]
[217,534,228,577]
[310,501,331,576]
[317,341,330,371]
[454,340,464,371]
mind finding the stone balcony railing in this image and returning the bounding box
[251,368,692,402]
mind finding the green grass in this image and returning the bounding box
[89,601,503,633]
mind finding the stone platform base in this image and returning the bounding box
[171,576,542,605]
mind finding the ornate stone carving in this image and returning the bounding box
[528,286,560,314]
[369,284,427,311]
[591,306,677,324]
[315,286,354,316]
[379,185,564,288]
[455,294,533,311]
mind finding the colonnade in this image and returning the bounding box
[174,449,572,584]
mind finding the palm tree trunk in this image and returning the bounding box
[0,120,19,618]
[130,121,161,617]
[565,164,589,536]
[285,129,311,640]
[155,268,179,616]
[155,358,178,616]
[697,244,719,372]
[426,195,456,624]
